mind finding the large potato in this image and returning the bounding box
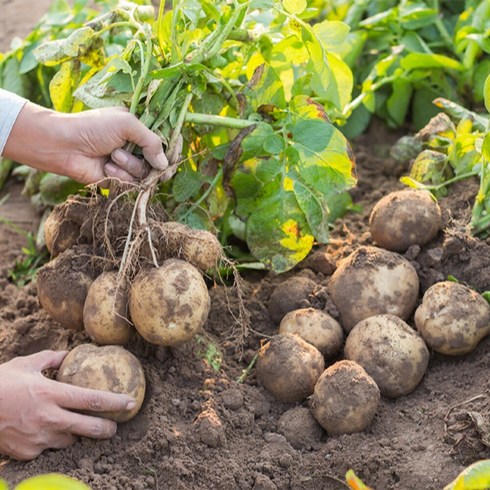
[256,333,325,403]
[415,281,490,355]
[329,246,419,332]
[369,190,441,252]
[37,246,98,330]
[57,344,146,422]
[344,314,430,398]
[129,259,211,346]
[310,360,380,435]
[279,308,343,358]
[83,271,134,345]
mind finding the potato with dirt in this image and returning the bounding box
[310,360,380,434]
[255,333,325,403]
[43,205,81,257]
[369,189,442,252]
[129,258,211,346]
[83,271,134,345]
[268,276,317,323]
[57,344,146,422]
[37,245,100,330]
[415,281,490,355]
[329,246,419,332]
[344,314,430,398]
[279,308,343,358]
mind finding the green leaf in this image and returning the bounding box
[484,74,490,114]
[172,164,208,202]
[39,174,85,206]
[283,0,307,15]
[443,459,490,490]
[15,473,91,490]
[400,53,463,72]
[399,4,438,30]
[387,78,413,126]
[312,20,350,50]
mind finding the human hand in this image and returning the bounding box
[0,350,136,460]
[3,103,168,185]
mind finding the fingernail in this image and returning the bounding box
[126,399,137,410]
[104,163,118,176]
[112,149,128,164]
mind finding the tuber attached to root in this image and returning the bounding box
[129,258,211,346]
[57,343,145,422]
[83,271,134,345]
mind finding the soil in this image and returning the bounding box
[1,3,489,489]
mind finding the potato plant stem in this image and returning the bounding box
[237,351,259,384]
[184,112,257,129]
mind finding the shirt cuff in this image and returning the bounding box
[0,89,28,156]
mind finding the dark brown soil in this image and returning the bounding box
[1,3,489,489]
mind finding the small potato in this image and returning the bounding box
[255,333,325,403]
[344,314,430,398]
[83,271,134,345]
[44,206,80,257]
[369,189,442,252]
[57,344,146,422]
[268,276,317,323]
[37,246,98,330]
[310,360,380,434]
[279,308,343,358]
[329,246,419,332]
[129,259,211,346]
[415,281,490,355]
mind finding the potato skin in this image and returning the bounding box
[57,344,146,422]
[310,360,380,434]
[369,190,441,252]
[329,246,419,332]
[37,247,97,330]
[83,271,133,345]
[44,207,80,257]
[279,308,343,358]
[129,259,211,346]
[415,281,490,355]
[256,333,325,403]
[344,314,429,398]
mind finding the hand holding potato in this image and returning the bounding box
[0,350,136,461]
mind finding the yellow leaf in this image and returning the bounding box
[15,473,91,490]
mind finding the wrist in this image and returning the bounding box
[3,102,73,176]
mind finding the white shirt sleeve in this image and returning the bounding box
[0,89,28,156]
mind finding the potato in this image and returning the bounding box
[129,259,211,346]
[329,246,419,332]
[255,333,325,403]
[310,360,380,434]
[83,271,134,345]
[37,246,98,330]
[279,308,343,358]
[268,276,317,323]
[44,206,80,257]
[414,281,490,355]
[57,344,146,422]
[344,314,430,398]
[369,189,442,252]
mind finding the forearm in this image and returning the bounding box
[2,100,72,176]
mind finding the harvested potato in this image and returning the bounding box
[83,271,134,345]
[310,360,380,434]
[255,333,325,403]
[44,206,80,257]
[37,246,99,330]
[329,246,419,332]
[344,314,430,398]
[129,259,211,346]
[268,276,317,323]
[279,308,343,358]
[57,344,146,422]
[369,189,442,252]
[277,407,324,449]
[415,281,490,355]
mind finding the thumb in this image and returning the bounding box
[24,350,68,371]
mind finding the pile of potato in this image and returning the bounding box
[36,197,223,421]
[258,189,490,435]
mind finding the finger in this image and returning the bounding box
[120,114,168,171]
[18,350,68,372]
[50,380,136,414]
[104,162,137,182]
[111,149,148,178]
[45,432,78,450]
[60,411,119,440]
